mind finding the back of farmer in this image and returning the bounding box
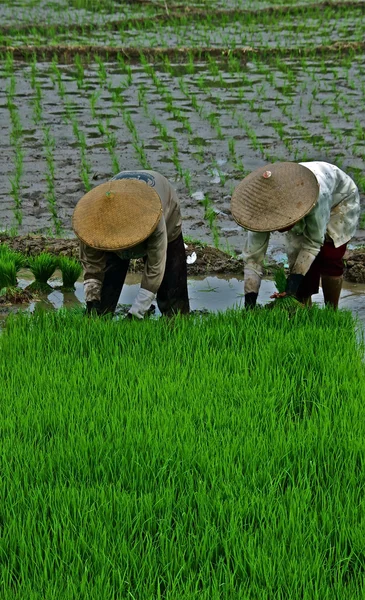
[72,170,190,318]
[231,161,360,309]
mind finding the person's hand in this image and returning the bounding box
[244,292,258,309]
[285,273,304,296]
[270,291,288,299]
[85,300,102,316]
[128,289,156,319]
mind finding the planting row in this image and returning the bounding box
[0,0,159,27]
[2,5,364,49]
[1,51,364,246]
[0,0,336,27]
[0,243,82,297]
[0,307,364,598]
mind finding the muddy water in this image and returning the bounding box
[1,56,365,252]
[3,272,365,328]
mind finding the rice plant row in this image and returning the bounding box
[1,50,365,238]
[0,244,82,293]
[1,4,364,49]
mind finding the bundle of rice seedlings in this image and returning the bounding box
[0,244,26,272]
[58,256,82,289]
[27,253,58,292]
[0,257,33,303]
[266,267,303,311]
[0,257,17,291]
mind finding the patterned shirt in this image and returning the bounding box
[242,162,360,294]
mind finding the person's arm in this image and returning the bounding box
[284,197,331,296]
[128,217,168,319]
[79,242,106,313]
[242,231,270,307]
[291,198,330,276]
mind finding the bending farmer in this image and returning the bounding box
[72,170,190,318]
[231,161,360,309]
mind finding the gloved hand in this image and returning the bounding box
[128,288,156,320]
[244,292,258,309]
[285,273,304,296]
[86,300,102,316]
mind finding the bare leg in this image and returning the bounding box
[321,275,343,309]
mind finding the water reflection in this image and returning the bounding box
[2,274,365,328]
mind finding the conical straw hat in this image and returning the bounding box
[231,162,319,232]
[72,179,163,250]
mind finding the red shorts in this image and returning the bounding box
[297,240,347,298]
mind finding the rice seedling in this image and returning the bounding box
[0,257,17,290]
[0,244,26,272]
[58,256,82,289]
[27,253,58,291]
[5,52,24,228]
[266,266,303,312]
[0,250,33,302]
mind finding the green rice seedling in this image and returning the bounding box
[266,266,303,312]
[89,89,101,119]
[74,54,85,89]
[0,257,17,291]
[0,254,33,302]
[28,253,58,292]
[0,244,25,272]
[58,256,82,289]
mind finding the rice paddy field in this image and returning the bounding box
[1,0,365,250]
[2,0,365,598]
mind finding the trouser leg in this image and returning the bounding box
[100,253,130,315]
[296,257,321,305]
[296,240,346,309]
[156,232,190,316]
[319,240,347,310]
[321,275,343,309]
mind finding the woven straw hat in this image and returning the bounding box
[231,162,319,232]
[72,179,163,250]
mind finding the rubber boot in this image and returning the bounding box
[321,275,343,309]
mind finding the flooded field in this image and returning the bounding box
[0,0,365,256]
[2,272,365,330]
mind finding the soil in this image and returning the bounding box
[1,233,365,282]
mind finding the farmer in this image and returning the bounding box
[72,170,190,318]
[230,161,360,309]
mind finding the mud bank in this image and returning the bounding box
[1,234,365,282]
[2,41,365,62]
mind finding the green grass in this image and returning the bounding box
[0,308,365,598]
